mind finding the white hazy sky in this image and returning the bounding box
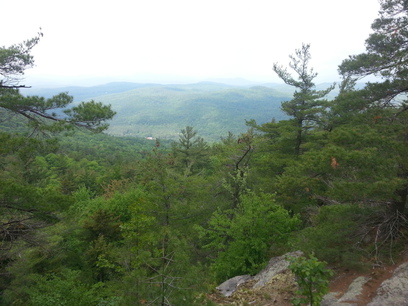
[2,0,380,86]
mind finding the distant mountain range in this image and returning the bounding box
[20,80,341,142]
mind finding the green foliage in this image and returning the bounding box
[172,126,210,176]
[339,0,407,80]
[0,88,116,133]
[64,100,116,132]
[92,84,290,141]
[272,43,334,156]
[70,186,148,223]
[288,254,334,306]
[336,0,408,217]
[14,270,111,306]
[289,205,370,265]
[1,34,116,133]
[83,209,122,242]
[1,6,408,303]
[201,192,300,281]
[0,31,42,83]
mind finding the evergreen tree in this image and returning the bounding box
[339,0,407,83]
[0,32,41,88]
[0,32,117,300]
[171,126,209,176]
[272,43,334,156]
[0,32,116,133]
[338,0,408,216]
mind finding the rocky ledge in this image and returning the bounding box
[210,251,408,305]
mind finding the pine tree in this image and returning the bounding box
[0,32,116,133]
[171,126,209,176]
[338,0,408,215]
[273,43,334,156]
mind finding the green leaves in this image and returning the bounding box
[171,126,209,176]
[0,33,116,133]
[339,0,408,81]
[273,43,317,91]
[202,192,300,281]
[64,100,116,132]
[0,89,117,133]
[270,44,334,156]
[21,270,109,306]
[0,31,42,85]
[288,254,334,306]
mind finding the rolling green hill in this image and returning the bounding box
[90,83,291,141]
[22,81,294,142]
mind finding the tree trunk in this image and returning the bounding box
[391,182,407,215]
[294,119,303,156]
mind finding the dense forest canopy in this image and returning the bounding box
[0,0,407,305]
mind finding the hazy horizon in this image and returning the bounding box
[3,0,380,89]
[21,73,275,88]
[22,72,346,89]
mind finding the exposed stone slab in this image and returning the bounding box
[216,275,252,297]
[338,276,370,303]
[252,250,303,289]
[367,262,408,306]
[322,276,370,306]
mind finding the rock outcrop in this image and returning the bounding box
[216,275,252,297]
[321,276,371,306]
[213,251,303,305]
[216,251,303,298]
[252,250,303,289]
[367,262,408,306]
[211,251,408,305]
[321,262,408,306]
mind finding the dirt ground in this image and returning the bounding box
[328,263,398,305]
[329,247,408,305]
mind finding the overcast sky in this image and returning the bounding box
[2,0,380,86]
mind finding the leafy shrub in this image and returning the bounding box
[200,192,300,281]
[288,254,334,306]
[3,269,116,306]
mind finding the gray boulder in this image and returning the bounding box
[252,250,303,289]
[216,275,252,297]
[216,251,303,297]
[338,276,370,303]
[322,276,371,306]
[322,261,408,306]
[367,262,408,306]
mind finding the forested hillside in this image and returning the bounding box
[23,81,345,142]
[1,1,407,305]
[23,82,292,141]
[105,84,291,141]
